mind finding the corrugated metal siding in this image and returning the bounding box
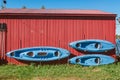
[0,16,116,64]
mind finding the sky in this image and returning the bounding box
[0,0,120,35]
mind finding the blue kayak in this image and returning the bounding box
[68,54,115,66]
[6,46,70,61]
[69,39,115,52]
[116,39,120,56]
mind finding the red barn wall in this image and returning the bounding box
[0,15,116,64]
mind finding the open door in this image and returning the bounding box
[0,23,7,64]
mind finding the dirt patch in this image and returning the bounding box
[32,77,82,80]
[92,68,101,72]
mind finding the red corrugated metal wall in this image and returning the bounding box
[0,15,116,64]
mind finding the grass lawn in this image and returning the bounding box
[0,62,120,80]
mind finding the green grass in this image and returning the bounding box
[0,62,120,80]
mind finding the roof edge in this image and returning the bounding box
[0,13,117,17]
[0,9,117,17]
